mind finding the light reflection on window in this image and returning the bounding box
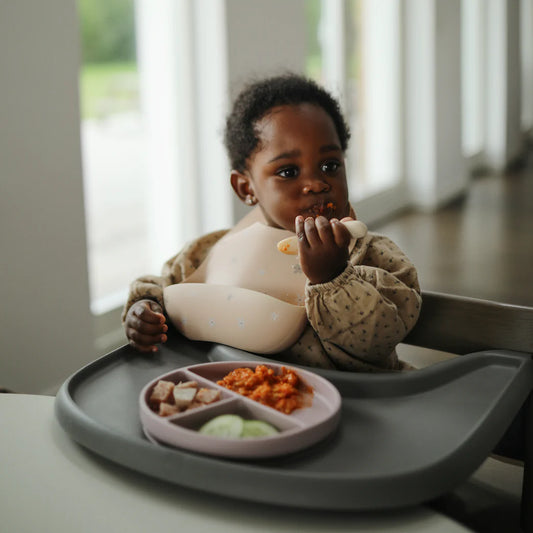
[78,0,150,313]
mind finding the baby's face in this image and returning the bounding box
[246,104,350,232]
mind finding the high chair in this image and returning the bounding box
[205,290,533,530]
[403,290,533,531]
[55,290,533,531]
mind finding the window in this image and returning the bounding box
[351,0,401,197]
[520,0,533,132]
[308,0,403,220]
[461,0,485,158]
[79,0,231,320]
[305,0,323,81]
[461,0,531,170]
[78,0,150,314]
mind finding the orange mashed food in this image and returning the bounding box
[217,365,312,414]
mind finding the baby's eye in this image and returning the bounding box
[321,160,341,174]
[277,166,299,179]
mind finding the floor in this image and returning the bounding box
[371,149,533,532]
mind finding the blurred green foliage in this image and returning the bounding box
[305,0,322,80]
[78,0,138,119]
[79,0,136,63]
[80,62,138,119]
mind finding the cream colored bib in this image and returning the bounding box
[164,222,308,354]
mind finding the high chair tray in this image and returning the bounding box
[55,335,533,510]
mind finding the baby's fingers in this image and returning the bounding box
[295,215,308,248]
[303,216,327,248]
[130,332,167,352]
[125,300,167,352]
[314,216,336,246]
[132,300,165,325]
[331,219,352,248]
[126,321,167,352]
[128,312,167,335]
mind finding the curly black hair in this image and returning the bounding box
[224,73,351,172]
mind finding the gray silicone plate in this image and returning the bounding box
[55,334,533,510]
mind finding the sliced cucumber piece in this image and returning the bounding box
[241,419,279,438]
[198,414,244,438]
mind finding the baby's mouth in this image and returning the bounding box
[304,201,337,219]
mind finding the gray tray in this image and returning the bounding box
[55,334,533,510]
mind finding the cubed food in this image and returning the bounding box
[158,402,180,417]
[173,386,197,409]
[148,378,222,416]
[196,388,221,404]
[149,380,175,406]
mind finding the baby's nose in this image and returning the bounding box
[302,177,330,194]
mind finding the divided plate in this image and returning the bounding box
[139,361,341,458]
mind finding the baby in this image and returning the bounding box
[122,74,421,372]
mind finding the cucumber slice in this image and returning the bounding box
[241,420,279,438]
[198,414,244,438]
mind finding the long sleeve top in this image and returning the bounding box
[122,229,421,372]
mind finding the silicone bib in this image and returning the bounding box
[164,223,308,353]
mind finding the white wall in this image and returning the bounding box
[0,1,95,393]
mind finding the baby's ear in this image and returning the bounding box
[230,170,256,205]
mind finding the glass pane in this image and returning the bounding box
[520,0,533,131]
[305,0,323,80]
[461,0,485,157]
[347,0,401,197]
[78,0,150,313]
[306,1,367,194]
[306,1,401,198]
[345,0,365,190]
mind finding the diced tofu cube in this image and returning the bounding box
[196,388,221,404]
[158,402,180,417]
[150,380,175,405]
[173,386,197,409]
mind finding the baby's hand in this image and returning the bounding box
[125,299,168,353]
[296,215,352,285]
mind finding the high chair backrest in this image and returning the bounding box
[404,290,533,355]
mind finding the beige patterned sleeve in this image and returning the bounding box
[121,229,228,323]
[304,233,422,371]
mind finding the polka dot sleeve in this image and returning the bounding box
[305,233,422,371]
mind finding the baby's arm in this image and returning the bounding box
[121,265,179,352]
[121,229,229,352]
[305,233,421,370]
